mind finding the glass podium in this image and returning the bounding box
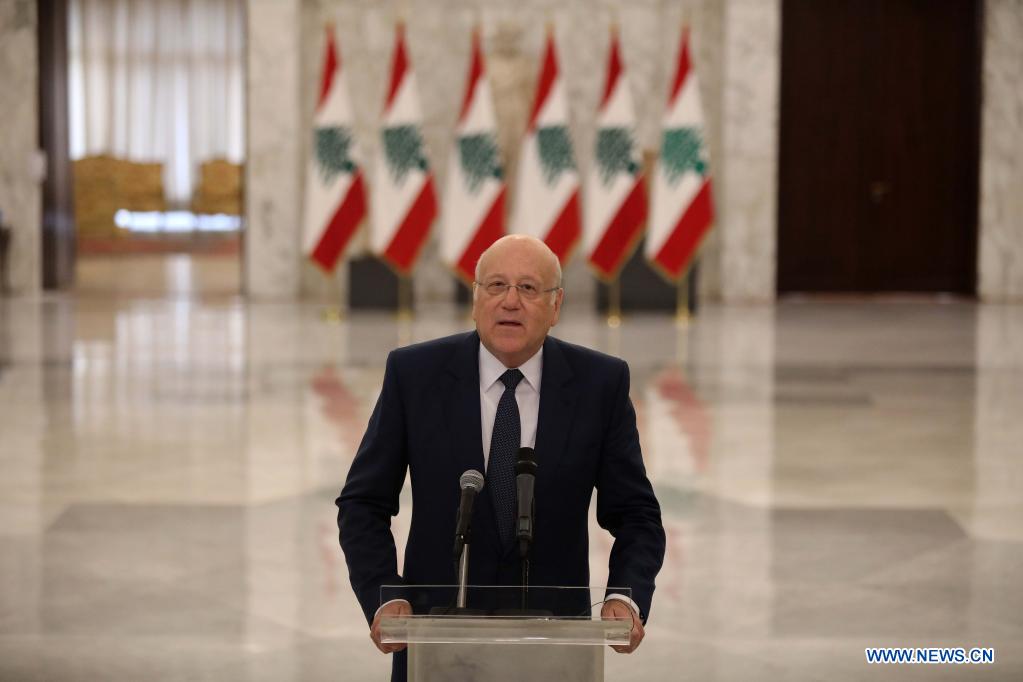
[378,586,632,682]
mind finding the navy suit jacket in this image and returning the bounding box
[336,331,665,680]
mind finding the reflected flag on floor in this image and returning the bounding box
[371,23,438,275]
[302,26,367,273]
[511,27,580,265]
[584,25,647,281]
[647,25,714,281]
[442,28,506,285]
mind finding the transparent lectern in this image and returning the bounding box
[378,585,633,682]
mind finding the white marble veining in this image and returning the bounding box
[0,0,41,295]
[2,258,1023,680]
[979,0,1023,302]
[718,0,779,303]
[245,0,304,300]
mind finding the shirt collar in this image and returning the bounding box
[479,342,543,392]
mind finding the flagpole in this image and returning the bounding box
[395,273,413,347]
[320,306,345,323]
[675,300,690,367]
[676,275,690,326]
[321,284,345,322]
[607,277,622,328]
[397,275,413,320]
[607,305,621,359]
[321,265,346,323]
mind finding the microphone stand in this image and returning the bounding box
[433,469,486,616]
[456,542,470,609]
[519,544,529,611]
[433,535,485,615]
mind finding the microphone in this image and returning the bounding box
[453,469,484,560]
[515,447,537,558]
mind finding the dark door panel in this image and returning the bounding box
[778,0,980,294]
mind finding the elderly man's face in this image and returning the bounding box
[472,239,563,368]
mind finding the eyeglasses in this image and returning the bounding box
[474,280,561,300]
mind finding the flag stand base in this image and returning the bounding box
[396,276,413,321]
[320,307,345,323]
[607,279,622,328]
[675,277,691,326]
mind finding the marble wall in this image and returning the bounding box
[0,1,41,295]
[1,0,1013,301]
[245,0,304,299]
[979,0,1023,302]
[259,0,1023,305]
[247,0,763,302]
[718,0,779,303]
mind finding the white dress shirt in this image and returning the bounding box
[478,343,542,469]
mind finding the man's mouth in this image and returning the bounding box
[497,320,523,327]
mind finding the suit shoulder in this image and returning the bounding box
[388,331,474,369]
[549,336,628,375]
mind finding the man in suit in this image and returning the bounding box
[336,235,665,680]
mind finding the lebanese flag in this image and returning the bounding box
[302,26,367,272]
[646,26,714,281]
[441,29,506,285]
[584,27,647,281]
[511,28,580,264]
[370,23,438,275]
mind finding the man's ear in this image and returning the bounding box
[550,289,564,326]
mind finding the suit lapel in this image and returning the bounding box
[442,331,486,476]
[534,336,578,498]
[441,332,500,547]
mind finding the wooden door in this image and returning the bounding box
[777,0,981,294]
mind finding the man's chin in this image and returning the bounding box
[493,341,526,356]
[490,325,526,342]
[488,339,530,365]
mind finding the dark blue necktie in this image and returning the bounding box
[489,368,523,547]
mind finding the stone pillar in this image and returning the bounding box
[978,0,1023,302]
[718,0,780,303]
[245,0,303,299]
[0,0,41,295]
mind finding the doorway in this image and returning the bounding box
[777,0,981,294]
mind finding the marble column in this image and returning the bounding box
[978,0,1023,302]
[0,1,41,295]
[718,0,780,303]
[245,0,303,300]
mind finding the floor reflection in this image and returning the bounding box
[0,287,1021,680]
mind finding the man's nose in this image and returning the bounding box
[501,286,523,307]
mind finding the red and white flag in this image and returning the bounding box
[441,29,506,285]
[302,26,367,272]
[511,28,580,264]
[647,26,714,280]
[370,23,437,275]
[584,27,647,280]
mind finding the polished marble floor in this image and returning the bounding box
[1,256,1021,680]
